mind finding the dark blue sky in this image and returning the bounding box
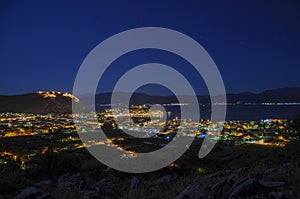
[0,0,300,95]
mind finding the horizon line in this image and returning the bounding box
[1,86,300,97]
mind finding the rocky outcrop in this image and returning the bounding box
[175,184,206,199]
[129,176,141,190]
[14,180,56,199]
[176,168,294,199]
[58,173,88,191]
[227,178,268,198]
[13,167,296,199]
[14,187,37,199]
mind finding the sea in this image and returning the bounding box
[164,104,300,121]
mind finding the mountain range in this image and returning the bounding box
[0,87,300,114]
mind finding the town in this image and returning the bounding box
[0,106,298,148]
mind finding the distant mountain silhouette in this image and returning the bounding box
[225,87,300,103]
[95,92,177,105]
[95,87,300,105]
[0,87,300,113]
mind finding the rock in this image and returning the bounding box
[205,169,231,179]
[211,178,235,199]
[58,173,71,183]
[227,174,239,184]
[36,193,54,199]
[269,191,286,199]
[82,190,100,199]
[130,177,141,190]
[228,178,268,198]
[16,181,56,199]
[175,184,205,199]
[235,167,249,175]
[33,180,56,193]
[58,173,88,191]
[157,175,173,185]
[210,173,239,198]
[14,187,37,199]
[259,181,286,188]
[91,179,106,191]
[263,169,276,182]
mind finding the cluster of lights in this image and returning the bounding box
[36,91,80,102]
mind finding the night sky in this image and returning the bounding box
[0,1,300,95]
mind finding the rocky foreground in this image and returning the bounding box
[13,163,298,199]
